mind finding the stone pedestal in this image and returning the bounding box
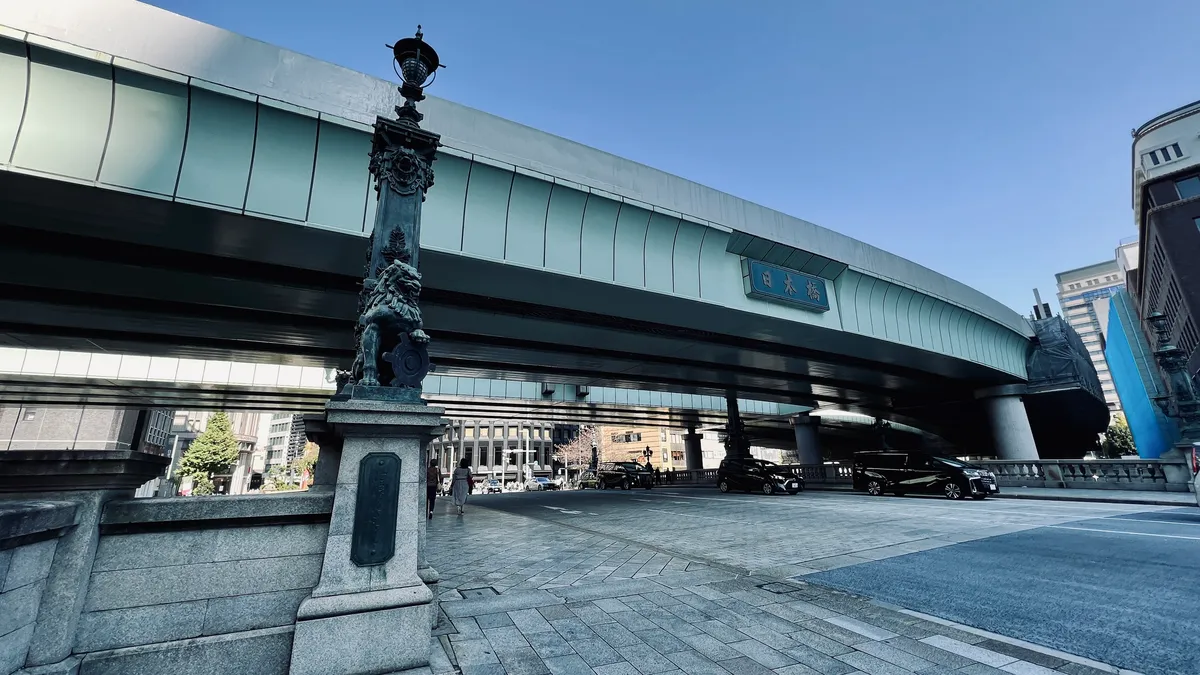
[290,397,445,675]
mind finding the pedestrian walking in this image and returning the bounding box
[654,467,661,485]
[451,458,472,515]
[426,458,441,520]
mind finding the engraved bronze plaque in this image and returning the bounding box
[351,452,401,566]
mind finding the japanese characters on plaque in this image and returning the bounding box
[742,259,830,312]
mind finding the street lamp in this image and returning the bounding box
[339,27,443,397]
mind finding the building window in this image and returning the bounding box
[1143,142,1186,168]
[1177,176,1200,200]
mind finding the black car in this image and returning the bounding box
[717,457,804,495]
[852,451,998,500]
[596,462,653,490]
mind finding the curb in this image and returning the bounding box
[991,492,1197,508]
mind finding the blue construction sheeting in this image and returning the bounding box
[1105,290,1177,457]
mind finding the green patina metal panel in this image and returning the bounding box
[421,152,470,250]
[176,86,254,208]
[854,276,876,337]
[613,203,652,287]
[836,272,860,333]
[950,308,968,358]
[462,162,513,259]
[99,68,187,195]
[544,184,586,275]
[504,172,552,267]
[307,120,371,234]
[895,288,916,345]
[671,221,705,298]
[698,229,736,304]
[644,212,679,293]
[579,194,619,282]
[867,278,887,338]
[12,46,111,180]
[918,295,935,351]
[245,104,317,221]
[0,38,28,164]
[881,284,900,341]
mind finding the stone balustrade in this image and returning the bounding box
[977,459,1194,492]
[664,459,1193,492]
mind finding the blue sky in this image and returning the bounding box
[149,0,1200,315]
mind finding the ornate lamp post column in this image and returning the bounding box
[1148,312,1200,445]
[291,28,448,675]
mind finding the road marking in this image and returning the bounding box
[541,506,584,515]
[1104,516,1200,528]
[1048,525,1200,541]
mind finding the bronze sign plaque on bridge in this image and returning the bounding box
[351,452,401,566]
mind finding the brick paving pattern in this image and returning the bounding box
[425,501,1123,675]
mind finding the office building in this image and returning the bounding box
[1132,100,1200,381]
[0,405,173,453]
[430,420,567,481]
[264,412,307,468]
[1055,261,1126,412]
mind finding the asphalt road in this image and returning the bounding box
[473,487,1199,675]
[810,507,1200,675]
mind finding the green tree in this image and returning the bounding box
[1101,415,1136,458]
[178,412,240,496]
[294,441,320,477]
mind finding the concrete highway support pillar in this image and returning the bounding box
[792,414,822,465]
[976,385,1040,460]
[684,424,704,470]
[724,394,750,458]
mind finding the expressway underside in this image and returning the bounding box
[0,171,1016,448]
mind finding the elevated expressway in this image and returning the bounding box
[0,0,1085,457]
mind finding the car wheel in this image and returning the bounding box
[944,482,966,500]
[762,482,774,495]
[622,479,632,490]
[866,480,884,496]
[718,479,731,493]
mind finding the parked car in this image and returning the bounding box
[717,457,804,495]
[852,451,998,500]
[525,477,559,491]
[577,471,600,489]
[596,462,653,490]
[481,478,503,494]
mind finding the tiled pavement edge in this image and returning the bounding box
[426,503,1135,675]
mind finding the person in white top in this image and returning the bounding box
[450,458,472,515]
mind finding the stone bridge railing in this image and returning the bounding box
[976,459,1194,492]
[662,459,1193,492]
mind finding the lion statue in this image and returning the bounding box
[354,258,429,387]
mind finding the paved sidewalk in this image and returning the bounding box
[427,502,1128,675]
